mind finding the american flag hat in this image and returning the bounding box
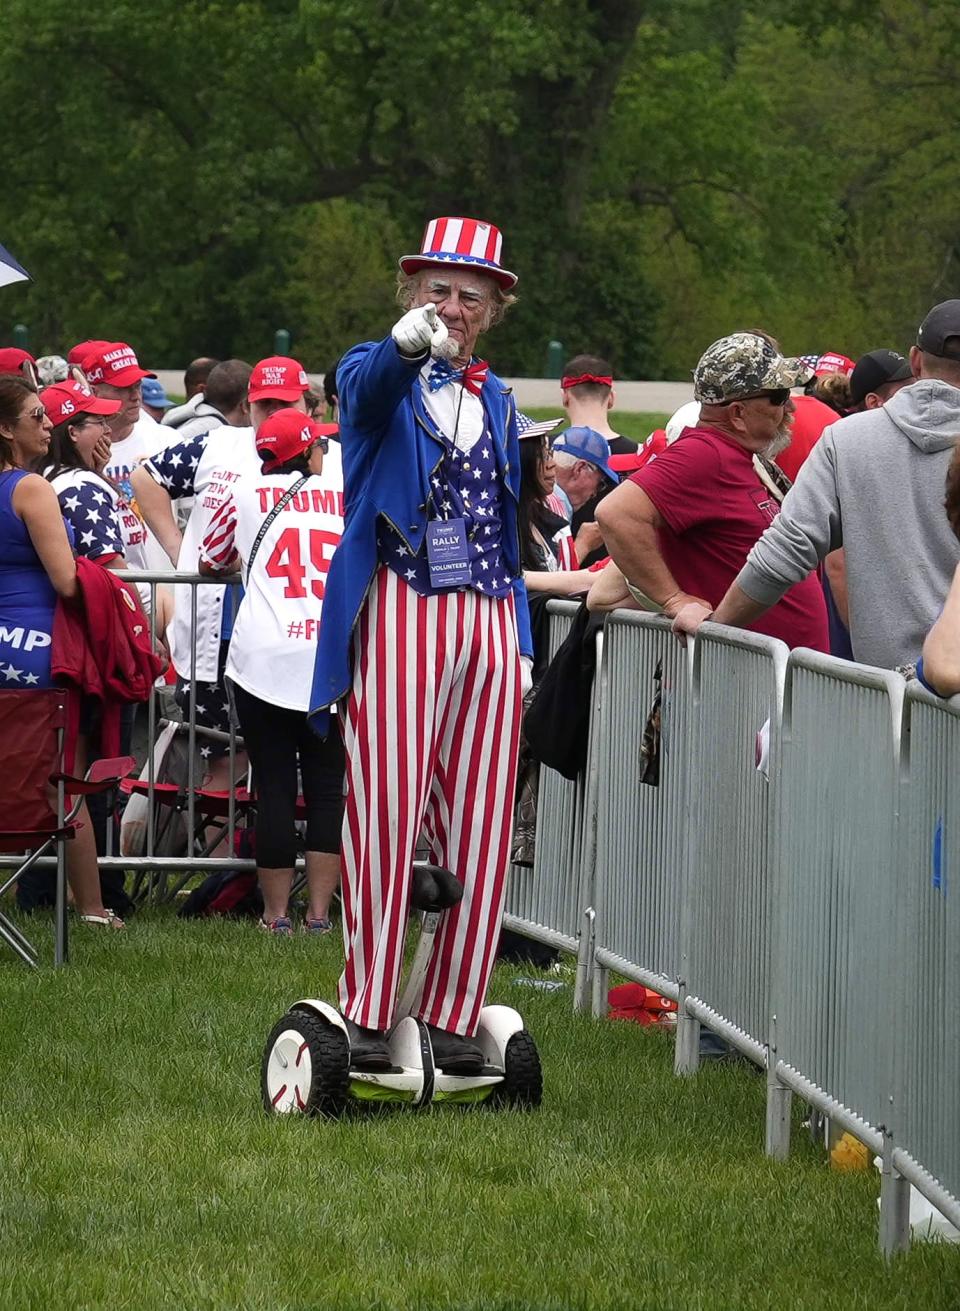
[517,412,563,440]
[799,351,855,378]
[399,217,518,290]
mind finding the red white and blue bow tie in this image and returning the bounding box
[427,358,489,397]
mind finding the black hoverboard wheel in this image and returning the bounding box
[261,1007,350,1118]
[489,1029,543,1110]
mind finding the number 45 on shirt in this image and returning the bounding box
[265,527,340,600]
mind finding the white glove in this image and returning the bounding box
[392,302,449,359]
[520,656,534,698]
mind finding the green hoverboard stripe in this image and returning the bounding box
[348,1081,418,1103]
[433,1085,495,1104]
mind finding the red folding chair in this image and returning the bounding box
[0,690,134,968]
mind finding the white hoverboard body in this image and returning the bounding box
[261,866,543,1118]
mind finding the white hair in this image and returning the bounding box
[552,450,578,469]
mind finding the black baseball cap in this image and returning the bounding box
[917,300,960,359]
[849,349,913,407]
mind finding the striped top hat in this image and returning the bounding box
[399,217,517,290]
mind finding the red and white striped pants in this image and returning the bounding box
[339,567,522,1036]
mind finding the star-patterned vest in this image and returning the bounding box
[376,417,510,598]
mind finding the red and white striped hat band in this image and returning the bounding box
[398,216,518,290]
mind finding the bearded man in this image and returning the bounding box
[310,216,532,1072]
[595,331,829,651]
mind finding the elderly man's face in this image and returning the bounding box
[717,390,794,456]
[413,269,495,364]
[554,457,604,510]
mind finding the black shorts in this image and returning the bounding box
[174,640,233,757]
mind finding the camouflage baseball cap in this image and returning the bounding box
[693,333,813,404]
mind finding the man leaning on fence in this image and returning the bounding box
[673,302,960,669]
[595,332,829,651]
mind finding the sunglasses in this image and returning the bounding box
[22,405,46,423]
[740,388,791,407]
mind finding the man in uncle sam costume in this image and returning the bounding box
[310,216,532,1072]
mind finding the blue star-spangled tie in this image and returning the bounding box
[427,358,489,396]
[427,359,460,392]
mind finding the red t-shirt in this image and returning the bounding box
[775,394,837,483]
[630,424,828,651]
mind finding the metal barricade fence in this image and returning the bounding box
[503,601,593,960]
[768,652,905,1234]
[891,683,960,1245]
[591,612,693,1008]
[675,627,788,1072]
[0,571,264,891]
[4,566,959,1252]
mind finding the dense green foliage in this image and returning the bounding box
[2,911,959,1308]
[0,0,957,377]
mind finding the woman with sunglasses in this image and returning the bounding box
[0,375,122,927]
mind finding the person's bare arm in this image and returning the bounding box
[921,564,960,696]
[586,559,640,613]
[573,520,603,563]
[823,548,849,626]
[713,581,768,628]
[595,481,706,617]
[131,465,182,566]
[522,568,594,596]
[14,474,78,599]
[671,581,768,642]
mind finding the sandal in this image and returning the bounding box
[258,916,293,937]
[78,908,125,929]
[302,916,333,936]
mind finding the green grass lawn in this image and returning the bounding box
[522,408,670,444]
[1,910,957,1310]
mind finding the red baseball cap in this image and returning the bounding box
[813,351,855,377]
[41,380,121,427]
[248,356,310,403]
[255,410,337,467]
[83,341,156,387]
[0,347,36,374]
[67,339,111,367]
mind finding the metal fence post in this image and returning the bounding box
[674,630,699,1076]
[674,996,700,1076]
[765,1012,792,1160]
[879,1130,911,1257]
[574,906,595,1014]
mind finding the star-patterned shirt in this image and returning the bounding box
[49,469,125,561]
[376,362,510,597]
[145,428,211,501]
[145,427,245,638]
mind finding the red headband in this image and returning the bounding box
[561,373,613,390]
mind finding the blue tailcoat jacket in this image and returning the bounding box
[309,335,532,734]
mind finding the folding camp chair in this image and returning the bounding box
[0,689,134,968]
[120,719,255,902]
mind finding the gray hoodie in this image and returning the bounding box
[738,379,960,669]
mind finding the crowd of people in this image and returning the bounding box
[2,213,960,1068]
